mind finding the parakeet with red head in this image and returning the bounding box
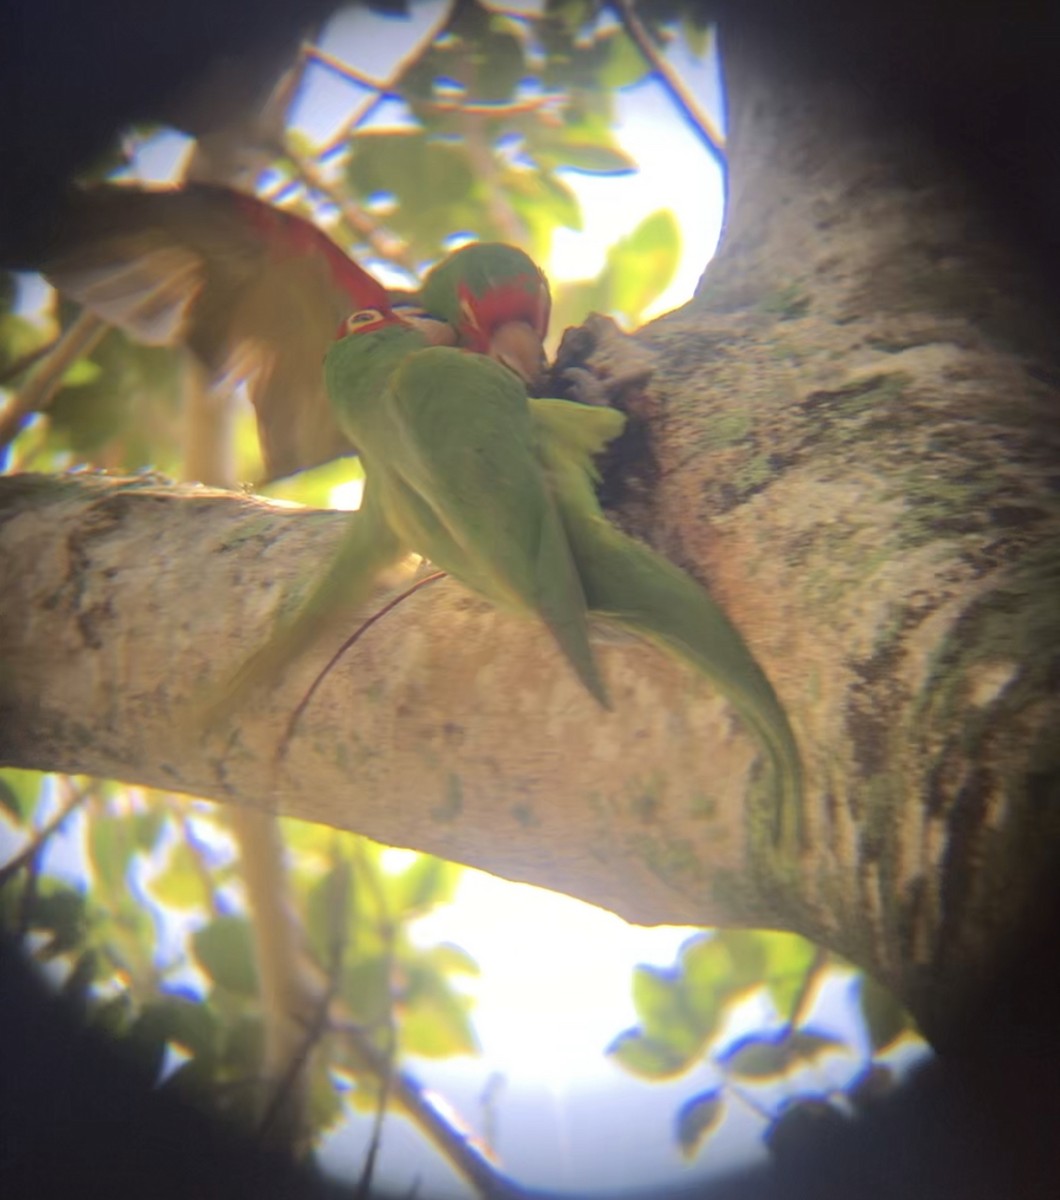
[42,184,550,478]
[416,241,550,391]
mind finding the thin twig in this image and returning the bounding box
[0,783,92,890]
[0,337,59,388]
[284,142,419,274]
[279,570,447,757]
[332,1018,535,1200]
[309,2,451,162]
[0,312,108,453]
[257,971,337,1146]
[354,840,397,1200]
[458,69,526,244]
[312,92,389,164]
[610,0,727,170]
[788,945,832,1027]
[424,95,561,118]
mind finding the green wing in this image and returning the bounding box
[199,489,405,723]
[363,348,609,707]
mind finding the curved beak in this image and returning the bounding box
[393,307,458,346]
[488,320,547,391]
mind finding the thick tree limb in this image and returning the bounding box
[0,472,781,932]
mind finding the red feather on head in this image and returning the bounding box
[456,272,550,352]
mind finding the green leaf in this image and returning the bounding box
[598,31,650,90]
[607,1029,691,1080]
[680,934,742,1027]
[151,995,218,1059]
[550,277,610,336]
[400,961,478,1058]
[61,357,102,387]
[133,809,165,852]
[192,915,260,998]
[718,1033,789,1079]
[631,963,709,1058]
[858,973,912,1052]
[675,1088,725,1157]
[385,855,458,918]
[0,768,46,823]
[88,814,133,899]
[306,858,353,971]
[401,989,477,1058]
[603,209,680,322]
[130,997,218,1073]
[0,311,51,372]
[424,942,479,977]
[307,1058,345,1133]
[221,1013,264,1078]
[552,142,637,174]
[682,13,714,59]
[720,1029,843,1079]
[474,31,525,103]
[151,841,210,909]
[260,457,364,511]
[28,885,88,954]
[758,933,820,1018]
[46,329,182,470]
[348,132,478,257]
[341,954,392,1027]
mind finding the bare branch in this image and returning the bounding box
[0,338,59,389]
[610,0,727,170]
[0,781,92,890]
[0,313,107,453]
[284,142,418,275]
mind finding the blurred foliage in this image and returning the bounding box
[0,770,476,1141]
[608,928,919,1161]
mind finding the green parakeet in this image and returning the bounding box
[212,311,802,845]
[325,308,608,705]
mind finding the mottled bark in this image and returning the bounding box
[2,20,1059,1047]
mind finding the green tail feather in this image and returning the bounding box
[199,493,404,726]
[532,397,803,849]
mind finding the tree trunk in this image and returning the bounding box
[2,13,1058,1051]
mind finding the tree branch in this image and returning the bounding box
[0,314,107,453]
[0,472,782,932]
[0,780,91,890]
[610,0,726,171]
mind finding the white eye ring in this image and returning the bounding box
[346,308,385,332]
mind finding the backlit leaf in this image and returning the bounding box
[192,915,259,998]
[676,1088,725,1157]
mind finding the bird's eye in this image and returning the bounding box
[345,308,385,333]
